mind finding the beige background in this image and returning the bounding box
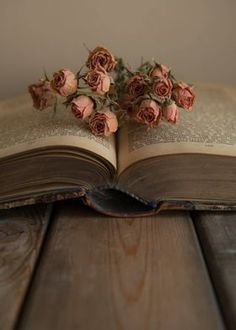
[0,0,236,98]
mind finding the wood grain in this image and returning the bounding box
[193,211,236,330]
[0,204,52,330]
[19,202,223,330]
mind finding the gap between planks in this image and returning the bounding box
[0,204,53,330]
[193,211,236,330]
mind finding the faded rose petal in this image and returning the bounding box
[162,102,179,124]
[28,80,55,110]
[85,68,110,95]
[86,46,116,72]
[172,81,195,111]
[71,95,94,119]
[149,64,170,79]
[153,78,172,99]
[135,99,161,126]
[125,74,148,99]
[51,69,77,97]
[89,109,118,136]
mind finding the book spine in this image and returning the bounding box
[1,184,236,216]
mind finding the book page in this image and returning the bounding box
[118,84,236,173]
[0,94,117,168]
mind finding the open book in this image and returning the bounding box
[0,83,236,216]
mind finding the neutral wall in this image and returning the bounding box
[0,0,236,98]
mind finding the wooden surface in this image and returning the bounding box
[193,212,236,330]
[1,202,236,329]
[0,204,52,330]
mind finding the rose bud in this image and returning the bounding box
[85,68,110,95]
[28,80,56,110]
[125,73,148,99]
[51,69,77,97]
[153,78,172,99]
[89,109,118,136]
[172,81,195,111]
[86,46,116,72]
[71,95,94,119]
[149,63,169,79]
[135,99,161,126]
[162,102,179,124]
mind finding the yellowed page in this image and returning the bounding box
[118,84,236,173]
[0,94,116,168]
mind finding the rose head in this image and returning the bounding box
[162,102,179,124]
[86,46,116,72]
[153,78,172,99]
[85,68,110,95]
[71,95,94,119]
[28,80,55,110]
[135,99,161,126]
[51,69,77,97]
[149,63,169,79]
[125,74,148,99]
[172,82,195,111]
[89,109,118,136]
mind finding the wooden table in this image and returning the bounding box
[0,201,235,330]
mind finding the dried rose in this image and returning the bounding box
[89,109,118,136]
[162,102,179,124]
[86,46,116,72]
[172,82,195,111]
[125,74,148,99]
[71,95,94,119]
[28,80,56,110]
[134,99,161,126]
[149,63,170,79]
[85,68,110,95]
[51,69,77,97]
[153,78,172,99]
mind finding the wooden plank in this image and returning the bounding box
[0,204,52,330]
[193,211,236,330]
[19,202,223,330]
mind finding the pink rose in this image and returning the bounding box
[135,99,161,126]
[28,80,55,110]
[172,82,195,111]
[85,68,110,95]
[71,95,94,119]
[89,109,118,136]
[149,64,169,79]
[125,74,148,99]
[153,78,172,99]
[86,46,116,72]
[51,69,77,97]
[162,102,179,124]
